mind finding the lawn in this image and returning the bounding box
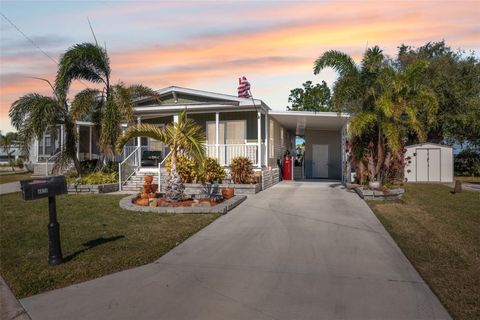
[369,184,480,320]
[0,172,32,184]
[0,193,220,298]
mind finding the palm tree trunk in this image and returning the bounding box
[165,152,185,201]
[375,128,385,182]
[64,120,83,176]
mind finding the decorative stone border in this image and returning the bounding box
[119,194,247,214]
[355,187,405,201]
[68,183,119,194]
[183,183,260,195]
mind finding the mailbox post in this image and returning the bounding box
[20,176,68,265]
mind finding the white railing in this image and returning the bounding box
[119,146,140,191]
[45,151,61,176]
[205,144,261,166]
[157,150,172,192]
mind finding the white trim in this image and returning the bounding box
[269,110,351,118]
[264,112,269,166]
[257,111,262,168]
[215,112,220,159]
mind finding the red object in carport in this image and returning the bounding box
[283,155,293,180]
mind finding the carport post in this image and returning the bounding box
[257,111,261,167]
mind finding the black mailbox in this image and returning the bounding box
[20,176,67,200]
[20,175,67,265]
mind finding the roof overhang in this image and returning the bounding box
[269,111,350,135]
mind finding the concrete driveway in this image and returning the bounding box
[21,181,450,320]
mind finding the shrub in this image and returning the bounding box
[102,161,119,174]
[15,158,24,169]
[200,157,226,183]
[454,148,480,177]
[166,155,198,183]
[229,157,255,184]
[66,171,118,185]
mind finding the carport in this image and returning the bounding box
[269,111,350,181]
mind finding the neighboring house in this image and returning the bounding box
[27,86,351,189]
[0,144,21,164]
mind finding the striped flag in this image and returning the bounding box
[237,76,251,98]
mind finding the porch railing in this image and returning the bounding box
[205,143,262,166]
[119,146,140,191]
[157,150,172,192]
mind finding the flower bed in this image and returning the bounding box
[119,194,246,214]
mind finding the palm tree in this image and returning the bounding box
[117,109,205,201]
[0,131,18,171]
[56,43,160,164]
[9,80,83,174]
[314,46,437,183]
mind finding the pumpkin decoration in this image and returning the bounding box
[144,175,154,184]
[148,193,157,199]
[222,187,234,200]
[143,184,152,193]
[151,184,159,193]
[140,193,149,199]
[135,198,149,206]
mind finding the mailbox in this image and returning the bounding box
[20,175,67,265]
[20,176,67,200]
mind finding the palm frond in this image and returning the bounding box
[56,42,110,97]
[361,46,384,73]
[10,93,62,137]
[116,124,165,153]
[314,50,358,76]
[349,111,377,137]
[70,88,102,120]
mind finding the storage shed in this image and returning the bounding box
[404,143,453,183]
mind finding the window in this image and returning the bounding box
[207,120,245,144]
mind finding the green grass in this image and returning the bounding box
[0,193,220,298]
[369,184,480,320]
[0,172,32,184]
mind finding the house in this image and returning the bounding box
[27,86,351,190]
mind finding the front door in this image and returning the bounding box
[312,144,329,178]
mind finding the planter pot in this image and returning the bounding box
[140,193,149,199]
[143,184,152,193]
[151,184,158,193]
[222,187,234,199]
[144,175,153,184]
[148,193,157,199]
[369,181,381,190]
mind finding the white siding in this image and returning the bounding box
[404,143,453,183]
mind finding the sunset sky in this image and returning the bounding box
[1,0,479,132]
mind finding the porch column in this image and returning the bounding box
[264,111,269,167]
[257,111,262,168]
[215,112,220,162]
[137,116,142,166]
[35,138,39,163]
[89,126,92,160]
[173,114,179,124]
[76,125,80,160]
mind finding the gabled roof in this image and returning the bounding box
[136,85,266,109]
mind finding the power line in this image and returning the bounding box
[0,11,59,65]
[0,11,89,89]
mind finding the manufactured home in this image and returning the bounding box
[27,86,351,189]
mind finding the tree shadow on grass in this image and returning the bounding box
[64,235,125,262]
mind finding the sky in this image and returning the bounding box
[1,0,479,132]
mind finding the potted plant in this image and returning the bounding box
[144,175,153,184]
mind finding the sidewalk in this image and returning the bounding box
[0,181,20,195]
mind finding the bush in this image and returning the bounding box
[454,148,480,176]
[66,171,118,185]
[200,157,226,183]
[229,157,255,184]
[15,158,24,169]
[166,156,198,183]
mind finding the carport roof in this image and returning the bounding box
[269,111,350,135]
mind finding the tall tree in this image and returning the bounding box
[314,46,436,183]
[286,80,332,111]
[0,131,18,171]
[117,109,205,201]
[396,41,480,146]
[56,43,160,163]
[9,80,83,174]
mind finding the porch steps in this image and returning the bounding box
[121,168,167,192]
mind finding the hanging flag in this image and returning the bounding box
[237,76,251,98]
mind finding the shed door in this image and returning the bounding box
[312,144,329,178]
[428,149,441,181]
[416,149,429,181]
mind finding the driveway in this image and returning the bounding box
[21,181,450,320]
[0,181,20,195]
